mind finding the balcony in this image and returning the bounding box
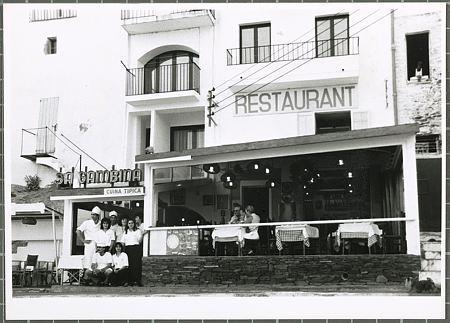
[20,127,57,161]
[125,63,201,107]
[121,9,215,35]
[227,37,359,65]
[416,135,441,156]
[29,9,77,22]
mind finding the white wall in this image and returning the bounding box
[5,6,129,186]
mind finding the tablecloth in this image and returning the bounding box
[211,226,246,249]
[275,224,319,251]
[336,223,382,247]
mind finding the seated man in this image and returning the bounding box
[84,246,113,286]
[229,203,244,224]
[243,205,260,255]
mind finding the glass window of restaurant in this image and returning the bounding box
[154,145,407,256]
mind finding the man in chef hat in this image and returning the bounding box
[76,206,102,270]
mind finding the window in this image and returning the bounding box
[315,111,351,134]
[45,37,57,55]
[170,125,204,152]
[315,15,349,57]
[406,33,429,81]
[144,51,199,94]
[240,23,271,64]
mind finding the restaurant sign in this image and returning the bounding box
[104,186,144,197]
[234,85,357,116]
[55,168,142,186]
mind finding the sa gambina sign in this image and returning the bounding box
[55,168,142,186]
[235,85,357,116]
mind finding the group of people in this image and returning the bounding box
[228,203,261,255]
[76,206,147,287]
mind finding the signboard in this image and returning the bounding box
[55,167,142,186]
[104,186,145,197]
[234,85,357,116]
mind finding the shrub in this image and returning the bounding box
[24,175,41,191]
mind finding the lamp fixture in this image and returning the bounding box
[220,171,236,183]
[348,172,353,178]
[265,178,278,189]
[223,180,237,189]
[203,163,221,174]
[247,161,262,173]
[338,159,344,166]
[264,165,272,175]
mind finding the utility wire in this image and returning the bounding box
[214,9,378,109]
[214,9,390,115]
[214,9,357,96]
[59,133,108,170]
[46,127,82,159]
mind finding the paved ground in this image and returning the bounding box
[12,283,440,297]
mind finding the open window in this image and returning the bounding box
[406,32,429,81]
[315,111,351,134]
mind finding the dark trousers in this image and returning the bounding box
[125,245,142,284]
[111,268,129,285]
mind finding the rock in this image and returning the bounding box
[376,275,388,284]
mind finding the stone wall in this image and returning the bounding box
[394,11,442,135]
[142,255,420,286]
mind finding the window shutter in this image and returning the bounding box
[37,97,59,154]
[352,111,369,130]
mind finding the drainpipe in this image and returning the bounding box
[391,9,399,125]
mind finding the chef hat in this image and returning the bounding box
[91,206,101,215]
[109,210,118,217]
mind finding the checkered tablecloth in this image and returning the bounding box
[336,223,382,247]
[275,225,319,251]
[211,227,246,249]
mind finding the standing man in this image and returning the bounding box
[76,206,101,270]
[109,211,120,245]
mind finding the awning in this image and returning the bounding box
[135,124,419,164]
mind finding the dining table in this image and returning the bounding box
[211,226,246,255]
[335,222,383,254]
[275,224,320,254]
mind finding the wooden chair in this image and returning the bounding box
[23,255,39,287]
[12,260,25,287]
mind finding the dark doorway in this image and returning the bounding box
[242,186,271,254]
[242,186,269,222]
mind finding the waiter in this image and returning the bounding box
[76,206,101,270]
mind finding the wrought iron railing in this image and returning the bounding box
[226,37,359,65]
[126,63,200,96]
[415,137,442,155]
[121,9,215,21]
[30,9,77,22]
[21,127,56,157]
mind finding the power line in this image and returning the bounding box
[213,9,357,97]
[59,133,108,170]
[214,9,392,115]
[214,9,379,110]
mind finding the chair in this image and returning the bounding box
[12,260,25,287]
[58,256,83,285]
[23,255,39,287]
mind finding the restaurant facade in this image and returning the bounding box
[6,5,444,287]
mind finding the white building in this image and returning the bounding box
[5,4,444,280]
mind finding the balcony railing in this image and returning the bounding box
[227,37,359,65]
[415,137,442,155]
[121,9,215,21]
[30,9,77,22]
[21,127,56,161]
[126,63,200,96]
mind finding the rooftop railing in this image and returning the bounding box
[121,9,215,21]
[30,9,77,22]
[226,37,359,65]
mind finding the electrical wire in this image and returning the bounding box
[213,9,379,110]
[213,9,357,97]
[214,9,393,115]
